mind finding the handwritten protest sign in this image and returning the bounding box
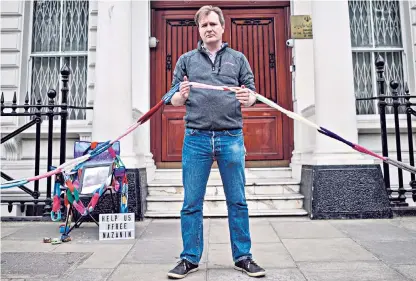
[99,213,135,240]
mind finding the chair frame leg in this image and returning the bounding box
[62,204,72,235]
[63,188,119,237]
[109,188,118,213]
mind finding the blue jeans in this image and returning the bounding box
[179,128,252,264]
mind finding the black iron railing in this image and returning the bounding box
[0,65,93,220]
[357,55,416,209]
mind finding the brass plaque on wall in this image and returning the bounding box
[290,15,312,39]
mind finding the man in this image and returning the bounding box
[167,5,266,279]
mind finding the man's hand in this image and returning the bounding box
[180,76,190,100]
[171,76,190,106]
[235,85,255,107]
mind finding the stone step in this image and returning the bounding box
[148,177,299,187]
[146,167,306,218]
[153,167,293,180]
[145,208,308,218]
[147,184,299,197]
[146,194,305,213]
[147,177,300,196]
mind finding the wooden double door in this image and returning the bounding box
[150,1,293,167]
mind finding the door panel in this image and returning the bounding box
[225,10,289,161]
[153,11,199,162]
[151,7,291,164]
[228,17,276,101]
[242,108,283,160]
[162,107,187,160]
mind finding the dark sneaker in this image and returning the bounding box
[167,259,199,279]
[234,258,266,277]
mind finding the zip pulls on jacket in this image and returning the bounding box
[198,40,228,74]
[202,51,222,74]
[217,55,222,74]
[199,46,224,74]
[201,50,218,72]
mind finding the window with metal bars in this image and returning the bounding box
[29,0,88,120]
[349,0,408,115]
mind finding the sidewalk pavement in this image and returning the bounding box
[1,216,416,281]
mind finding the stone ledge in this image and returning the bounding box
[300,164,393,220]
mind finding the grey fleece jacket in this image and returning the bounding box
[171,41,256,131]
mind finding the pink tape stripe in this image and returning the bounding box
[189,82,246,92]
[111,122,141,144]
[189,82,234,92]
[354,145,386,161]
[28,168,62,182]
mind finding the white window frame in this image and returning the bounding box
[350,1,415,112]
[25,0,90,131]
[350,0,416,131]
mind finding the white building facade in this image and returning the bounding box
[1,0,415,217]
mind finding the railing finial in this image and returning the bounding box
[375,54,385,71]
[389,80,399,92]
[60,64,70,76]
[47,89,57,100]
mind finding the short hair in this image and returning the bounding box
[194,5,225,27]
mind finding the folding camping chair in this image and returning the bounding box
[58,140,128,238]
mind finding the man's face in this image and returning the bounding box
[198,11,224,45]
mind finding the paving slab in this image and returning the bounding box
[207,242,296,268]
[5,269,113,281]
[1,222,65,241]
[1,221,34,228]
[329,219,416,242]
[139,219,209,240]
[2,217,416,281]
[207,268,307,281]
[250,243,297,268]
[16,269,113,281]
[59,269,113,281]
[282,238,378,262]
[209,218,279,243]
[139,219,183,240]
[1,240,60,252]
[209,218,232,227]
[389,218,416,233]
[122,238,190,264]
[271,221,346,239]
[209,223,280,244]
[207,242,237,268]
[1,227,22,238]
[298,261,410,281]
[357,240,416,265]
[267,217,311,222]
[392,265,416,281]
[53,243,133,268]
[209,222,231,243]
[108,263,206,281]
[1,252,90,279]
[248,221,281,243]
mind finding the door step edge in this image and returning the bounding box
[144,209,308,218]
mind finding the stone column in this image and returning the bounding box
[92,0,138,168]
[289,0,316,180]
[298,0,390,221]
[311,0,371,164]
[131,0,156,181]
